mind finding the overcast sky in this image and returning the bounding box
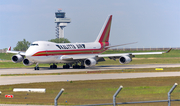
[0,0,180,49]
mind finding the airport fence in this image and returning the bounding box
[55,83,180,106]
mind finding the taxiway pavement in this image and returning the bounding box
[0,64,180,75]
[0,72,180,85]
[0,63,180,85]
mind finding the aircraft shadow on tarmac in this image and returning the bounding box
[33,65,126,71]
[33,64,162,71]
[36,66,102,70]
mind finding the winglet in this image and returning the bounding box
[8,46,11,51]
[165,48,172,53]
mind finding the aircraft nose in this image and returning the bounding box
[25,49,34,57]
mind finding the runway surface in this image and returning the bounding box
[0,64,180,85]
[0,72,180,85]
[0,63,180,75]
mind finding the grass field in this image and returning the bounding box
[0,53,14,60]
[0,50,180,105]
[0,76,180,105]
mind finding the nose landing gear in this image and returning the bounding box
[34,63,39,70]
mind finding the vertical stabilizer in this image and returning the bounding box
[95,15,112,42]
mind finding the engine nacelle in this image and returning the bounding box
[84,58,97,67]
[119,56,132,64]
[23,58,34,66]
[12,54,24,63]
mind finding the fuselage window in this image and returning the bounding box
[31,44,39,46]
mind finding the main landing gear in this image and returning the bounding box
[62,64,85,69]
[62,62,86,69]
[72,61,85,69]
[34,62,85,70]
[50,64,57,69]
[63,64,70,69]
[34,63,57,70]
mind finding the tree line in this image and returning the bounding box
[14,38,70,51]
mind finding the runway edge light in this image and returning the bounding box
[155,68,163,70]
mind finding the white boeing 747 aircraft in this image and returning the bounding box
[7,15,172,70]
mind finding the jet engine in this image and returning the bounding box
[119,56,132,64]
[84,58,97,67]
[12,54,24,63]
[23,58,34,66]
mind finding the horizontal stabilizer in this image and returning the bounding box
[165,48,172,53]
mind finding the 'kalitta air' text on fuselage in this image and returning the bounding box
[56,44,85,50]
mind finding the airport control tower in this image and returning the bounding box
[55,9,71,38]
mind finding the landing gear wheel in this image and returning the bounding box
[73,65,80,69]
[63,65,70,69]
[50,64,57,69]
[80,65,85,69]
[34,67,39,70]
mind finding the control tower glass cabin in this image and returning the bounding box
[55,12,65,18]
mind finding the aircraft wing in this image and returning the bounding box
[6,47,26,56]
[105,42,137,49]
[6,50,26,55]
[60,48,172,61]
[98,48,172,58]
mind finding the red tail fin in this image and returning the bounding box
[95,15,112,43]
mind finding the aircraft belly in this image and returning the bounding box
[30,56,59,63]
[29,56,75,63]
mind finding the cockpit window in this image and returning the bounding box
[31,44,39,46]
